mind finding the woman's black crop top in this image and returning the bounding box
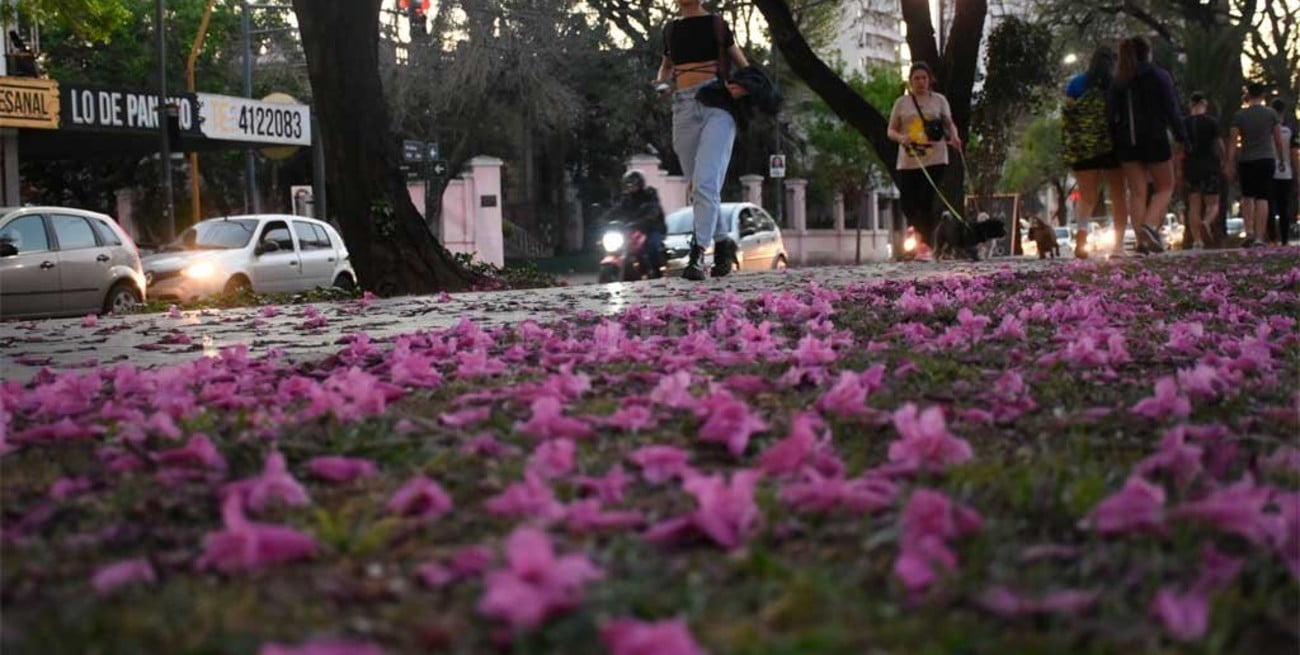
[662,14,735,66]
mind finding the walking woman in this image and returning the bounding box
[1182,92,1225,248]
[888,62,963,254]
[654,0,748,281]
[1225,82,1286,247]
[1111,36,1187,254]
[1062,45,1127,258]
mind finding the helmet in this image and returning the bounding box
[621,170,646,193]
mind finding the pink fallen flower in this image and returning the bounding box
[601,404,659,433]
[259,639,385,655]
[649,370,695,409]
[815,370,876,418]
[779,471,897,515]
[484,472,566,521]
[223,451,310,512]
[418,562,456,588]
[684,470,761,550]
[514,396,593,441]
[1133,428,1204,490]
[1149,586,1209,643]
[92,558,156,594]
[156,434,227,473]
[893,489,982,593]
[756,412,844,479]
[199,496,317,574]
[439,405,492,428]
[1169,476,1277,545]
[49,476,93,500]
[600,617,707,655]
[527,439,576,480]
[1261,446,1300,474]
[1131,376,1192,420]
[387,475,453,520]
[695,390,767,457]
[575,465,630,503]
[478,526,603,630]
[306,457,378,484]
[887,404,973,473]
[977,586,1097,618]
[628,445,692,484]
[1081,476,1166,536]
[565,499,645,533]
[1270,492,1300,580]
[450,545,495,577]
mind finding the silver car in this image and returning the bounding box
[663,202,788,273]
[0,206,145,319]
[141,215,355,301]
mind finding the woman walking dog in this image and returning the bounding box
[888,62,963,256]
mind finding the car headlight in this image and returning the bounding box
[903,236,917,252]
[183,261,218,279]
[602,231,625,253]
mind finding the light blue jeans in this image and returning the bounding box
[673,82,736,247]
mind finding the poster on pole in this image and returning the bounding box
[769,154,786,179]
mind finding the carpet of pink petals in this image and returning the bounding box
[2,251,1298,654]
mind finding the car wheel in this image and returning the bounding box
[774,255,788,271]
[102,281,141,315]
[333,273,356,291]
[224,275,252,295]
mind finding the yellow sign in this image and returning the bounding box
[0,77,59,129]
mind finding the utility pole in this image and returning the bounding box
[155,0,175,240]
[241,1,260,213]
[771,47,784,226]
[185,0,218,224]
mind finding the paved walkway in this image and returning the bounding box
[0,258,1066,382]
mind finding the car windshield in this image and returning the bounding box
[166,219,258,251]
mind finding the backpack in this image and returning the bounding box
[1062,84,1112,166]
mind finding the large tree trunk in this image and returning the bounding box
[752,0,899,185]
[292,0,476,296]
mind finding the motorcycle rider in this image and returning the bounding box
[614,170,667,278]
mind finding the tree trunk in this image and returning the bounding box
[752,0,899,185]
[292,0,477,296]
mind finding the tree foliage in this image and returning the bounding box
[803,65,903,196]
[1000,114,1068,216]
[967,17,1058,203]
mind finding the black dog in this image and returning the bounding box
[932,212,1007,260]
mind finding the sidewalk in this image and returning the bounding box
[1,258,1054,382]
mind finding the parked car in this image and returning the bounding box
[1225,217,1245,241]
[0,206,145,319]
[141,215,355,302]
[1054,226,1073,253]
[662,203,788,274]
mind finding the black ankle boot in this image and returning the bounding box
[683,242,706,281]
[712,239,737,278]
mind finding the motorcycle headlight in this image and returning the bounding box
[602,231,625,253]
[183,261,218,280]
[903,236,917,252]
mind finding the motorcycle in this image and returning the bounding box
[598,221,662,283]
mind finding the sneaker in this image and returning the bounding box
[1139,225,1164,253]
[1241,237,1255,249]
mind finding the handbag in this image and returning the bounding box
[910,93,947,142]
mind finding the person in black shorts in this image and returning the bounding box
[1110,36,1187,254]
[1180,92,1223,248]
[1226,82,1286,247]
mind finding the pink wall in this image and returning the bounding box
[410,156,504,268]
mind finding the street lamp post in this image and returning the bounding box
[155,0,175,241]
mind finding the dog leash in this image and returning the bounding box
[906,145,969,224]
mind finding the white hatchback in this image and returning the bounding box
[142,215,355,301]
